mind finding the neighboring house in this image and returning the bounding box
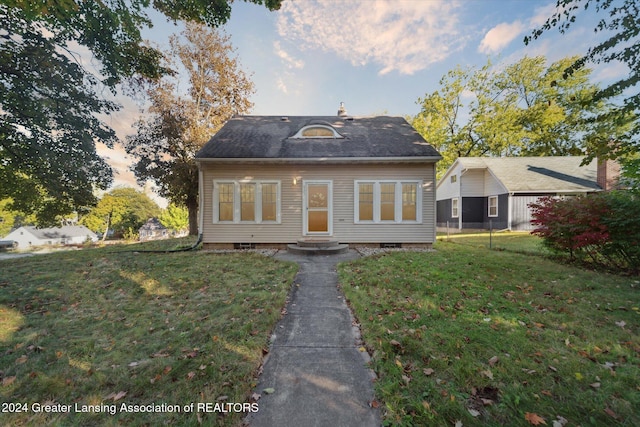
[194,109,441,249]
[436,156,620,231]
[3,225,98,250]
[138,218,169,241]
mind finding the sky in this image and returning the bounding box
[98,0,629,205]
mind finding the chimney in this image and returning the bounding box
[597,157,621,191]
[337,102,348,117]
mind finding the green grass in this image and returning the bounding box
[437,231,550,256]
[339,240,639,426]
[0,239,297,426]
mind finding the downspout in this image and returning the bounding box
[197,162,205,243]
[507,192,513,231]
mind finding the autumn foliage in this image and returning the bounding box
[529,191,640,271]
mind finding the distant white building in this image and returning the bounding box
[138,218,169,241]
[3,225,98,250]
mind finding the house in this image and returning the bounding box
[3,225,98,250]
[436,156,620,231]
[194,109,441,250]
[138,218,169,241]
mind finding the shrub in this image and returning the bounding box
[529,191,640,272]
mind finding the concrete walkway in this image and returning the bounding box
[246,250,380,427]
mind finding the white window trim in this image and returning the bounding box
[452,197,459,218]
[354,180,422,224]
[488,195,498,217]
[213,180,281,224]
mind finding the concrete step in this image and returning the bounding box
[295,239,340,248]
[287,243,349,256]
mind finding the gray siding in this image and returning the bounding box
[200,163,436,244]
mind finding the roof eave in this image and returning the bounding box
[196,156,442,164]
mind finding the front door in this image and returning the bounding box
[304,181,332,236]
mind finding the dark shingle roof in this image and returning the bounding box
[456,156,601,192]
[195,116,441,160]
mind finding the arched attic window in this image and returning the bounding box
[290,123,344,139]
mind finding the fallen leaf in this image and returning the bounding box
[187,371,196,380]
[2,376,16,386]
[395,359,403,369]
[370,400,380,408]
[525,412,547,425]
[390,339,402,347]
[151,352,169,358]
[480,369,494,380]
[16,355,28,364]
[263,387,275,395]
[216,395,228,401]
[423,368,434,376]
[468,408,480,417]
[590,382,601,389]
[454,421,463,427]
[105,391,127,402]
[615,320,626,329]
[552,415,568,427]
[574,372,583,380]
[163,366,172,375]
[251,392,261,402]
[604,407,619,420]
[488,356,499,367]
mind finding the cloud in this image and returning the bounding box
[478,20,526,54]
[274,41,304,70]
[276,0,465,75]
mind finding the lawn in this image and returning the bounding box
[0,239,298,426]
[339,240,639,426]
[437,231,550,256]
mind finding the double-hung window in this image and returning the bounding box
[354,180,422,223]
[488,196,498,217]
[213,180,281,223]
[451,198,459,218]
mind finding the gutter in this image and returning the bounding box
[195,156,442,164]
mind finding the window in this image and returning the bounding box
[488,196,498,217]
[402,184,417,221]
[261,183,277,221]
[380,183,396,221]
[302,127,335,137]
[358,183,374,221]
[450,174,457,183]
[240,183,255,221]
[214,180,281,223]
[354,181,422,223]
[290,123,344,139]
[452,198,459,218]
[218,183,234,222]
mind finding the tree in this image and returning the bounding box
[81,187,160,240]
[1,1,281,224]
[525,0,639,163]
[412,56,616,177]
[159,204,189,234]
[124,23,255,235]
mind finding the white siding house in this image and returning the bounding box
[4,225,98,250]
[436,156,616,231]
[195,113,441,249]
